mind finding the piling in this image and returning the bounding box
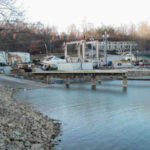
[91,76,96,90]
[123,75,127,88]
[44,75,50,84]
[65,77,70,88]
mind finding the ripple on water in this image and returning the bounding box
[15,80,150,150]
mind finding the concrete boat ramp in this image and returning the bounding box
[0,74,49,89]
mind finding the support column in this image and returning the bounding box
[98,77,101,84]
[65,43,68,59]
[82,40,86,62]
[44,75,50,84]
[96,41,99,66]
[65,77,70,88]
[123,75,127,88]
[97,76,102,84]
[98,80,101,84]
[91,76,96,90]
[103,32,108,65]
[77,44,81,59]
[130,43,132,63]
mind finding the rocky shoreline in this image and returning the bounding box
[0,87,60,150]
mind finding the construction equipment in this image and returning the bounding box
[11,63,34,73]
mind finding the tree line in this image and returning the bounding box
[0,0,150,55]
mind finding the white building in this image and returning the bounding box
[0,51,8,64]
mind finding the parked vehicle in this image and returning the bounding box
[41,55,66,70]
[139,61,150,66]
[11,63,35,73]
[132,61,139,66]
[124,54,136,61]
[107,61,113,66]
[41,64,58,71]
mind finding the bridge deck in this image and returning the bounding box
[32,69,150,88]
[32,70,128,75]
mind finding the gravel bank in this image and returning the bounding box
[0,87,60,150]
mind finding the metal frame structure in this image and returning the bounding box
[64,40,100,65]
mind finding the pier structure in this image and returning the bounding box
[64,40,138,67]
[32,70,128,89]
[64,40,100,66]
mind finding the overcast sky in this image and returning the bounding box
[21,0,150,32]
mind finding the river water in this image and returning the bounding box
[15,80,150,150]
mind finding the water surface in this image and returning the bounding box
[15,80,150,150]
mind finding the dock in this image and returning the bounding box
[32,69,150,89]
[32,70,129,89]
[33,70,127,75]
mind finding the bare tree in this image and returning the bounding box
[0,0,23,22]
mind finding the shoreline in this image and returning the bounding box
[0,86,60,150]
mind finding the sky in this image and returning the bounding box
[20,0,150,32]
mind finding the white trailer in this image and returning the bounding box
[57,62,93,71]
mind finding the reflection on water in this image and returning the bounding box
[15,80,150,150]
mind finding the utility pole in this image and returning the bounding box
[103,32,109,65]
